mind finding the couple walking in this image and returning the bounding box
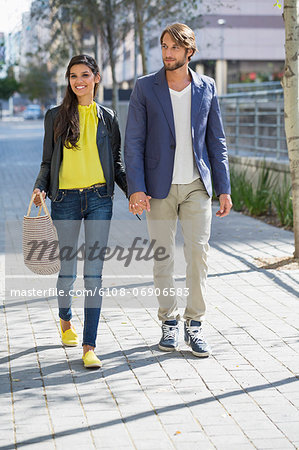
[33,23,232,369]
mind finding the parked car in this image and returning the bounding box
[23,104,43,120]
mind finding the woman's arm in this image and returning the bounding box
[110,113,128,197]
[33,109,55,196]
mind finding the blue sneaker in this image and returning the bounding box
[184,320,211,357]
[158,320,179,352]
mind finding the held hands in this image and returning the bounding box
[129,192,232,217]
[216,194,233,218]
[129,192,151,215]
[32,188,46,207]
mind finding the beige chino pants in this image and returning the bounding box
[146,178,212,322]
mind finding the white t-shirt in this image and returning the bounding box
[169,83,199,184]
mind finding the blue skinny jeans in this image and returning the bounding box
[51,185,112,348]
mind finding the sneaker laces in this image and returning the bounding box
[186,324,205,344]
[162,323,178,341]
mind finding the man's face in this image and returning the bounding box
[161,32,192,71]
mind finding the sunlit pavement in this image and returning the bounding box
[0,119,298,449]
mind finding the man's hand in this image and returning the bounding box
[216,194,232,218]
[129,192,151,215]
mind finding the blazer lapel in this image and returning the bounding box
[190,69,205,140]
[153,68,176,140]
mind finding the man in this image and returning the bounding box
[124,23,232,357]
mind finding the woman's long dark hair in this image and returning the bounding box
[54,54,100,148]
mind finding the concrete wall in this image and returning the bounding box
[229,155,291,191]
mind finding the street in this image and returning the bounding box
[0,119,299,449]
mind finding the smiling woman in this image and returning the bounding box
[69,64,100,102]
[54,55,101,149]
[31,54,127,369]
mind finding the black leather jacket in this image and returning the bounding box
[34,103,127,201]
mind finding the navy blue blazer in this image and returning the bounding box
[124,67,231,199]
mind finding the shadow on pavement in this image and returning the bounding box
[212,242,299,297]
[1,375,298,450]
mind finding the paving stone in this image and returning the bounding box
[209,434,252,447]
[249,438,295,449]
[273,422,299,442]
[129,440,173,450]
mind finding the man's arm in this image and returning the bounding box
[205,81,231,198]
[124,79,148,197]
[205,81,232,216]
[124,79,151,214]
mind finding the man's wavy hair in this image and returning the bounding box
[54,54,100,149]
[160,23,198,61]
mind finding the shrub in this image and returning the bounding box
[243,164,273,216]
[230,164,293,229]
[230,164,272,216]
[230,167,247,211]
[272,175,293,228]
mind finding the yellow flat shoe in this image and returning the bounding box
[60,319,79,347]
[82,350,102,369]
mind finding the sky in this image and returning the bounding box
[0,0,32,34]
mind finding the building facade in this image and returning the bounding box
[103,0,284,94]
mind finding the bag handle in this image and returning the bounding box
[26,192,51,218]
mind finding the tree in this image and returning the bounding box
[125,0,200,75]
[20,64,56,106]
[54,0,130,110]
[281,0,299,257]
[31,0,86,65]
[125,0,225,76]
[98,0,131,110]
[31,0,131,110]
[0,71,19,100]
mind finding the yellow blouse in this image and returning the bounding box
[59,101,106,189]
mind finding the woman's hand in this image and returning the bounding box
[33,188,46,207]
[129,192,151,215]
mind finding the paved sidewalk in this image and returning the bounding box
[0,120,299,449]
[1,191,299,449]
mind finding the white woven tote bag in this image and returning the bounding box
[23,192,61,275]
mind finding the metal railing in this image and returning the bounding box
[228,81,282,93]
[219,89,287,160]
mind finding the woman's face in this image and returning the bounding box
[69,63,100,103]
